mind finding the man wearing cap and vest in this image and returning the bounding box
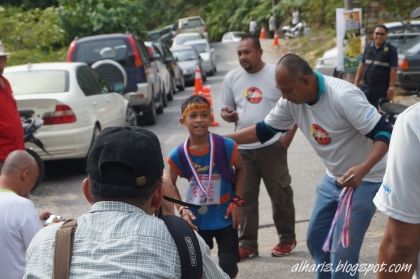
[354,25,398,107]
[0,41,24,169]
[24,127,229,278]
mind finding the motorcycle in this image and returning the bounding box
[20,110,49,190]
[281,22,308,38]
[378,98,408,126]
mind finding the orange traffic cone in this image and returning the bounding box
[200,86,219,127]
[194,66,203,95]
[259,26,266,39]
[272,32,279,47]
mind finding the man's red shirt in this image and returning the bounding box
[0,75,24,161]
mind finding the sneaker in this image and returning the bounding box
[271,240,297,257]
[239,246,259,260]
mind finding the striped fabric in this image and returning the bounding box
[24,201,228,279]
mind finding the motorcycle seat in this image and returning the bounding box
[380,102,408,114]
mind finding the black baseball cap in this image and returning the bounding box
[86,126,164,197]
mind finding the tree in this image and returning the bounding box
[57,0,146,43]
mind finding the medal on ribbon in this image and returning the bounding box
[183,133,214,215]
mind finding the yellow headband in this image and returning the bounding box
[182,103,210,118]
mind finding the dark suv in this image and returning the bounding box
[66,33,163,125]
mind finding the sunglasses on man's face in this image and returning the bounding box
[374,32,386,36]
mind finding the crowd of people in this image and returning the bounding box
[0,8,419,279]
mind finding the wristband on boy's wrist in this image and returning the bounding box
[231,195,245,207]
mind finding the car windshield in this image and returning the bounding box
[172,50,197,61]
[174,34,202,45]
[75,39,128,65]
[388,34,420,53]
[181,18,203,29]
[188,43,209,53]
[5,70,69,94]
[405,36,420,54]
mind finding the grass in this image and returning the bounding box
[280,27,337,67]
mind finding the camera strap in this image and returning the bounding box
[52,216,202,279]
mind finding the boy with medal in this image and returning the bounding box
[165,95,245,278]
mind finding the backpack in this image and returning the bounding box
[53,216,202,279]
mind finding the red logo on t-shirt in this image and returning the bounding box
[311,124,331,145]
[245,87,263,104]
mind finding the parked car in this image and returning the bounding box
[221,31,247,43]
[184,39,217,75]
[66,33,164,125]
[153,42,185,91]
[4,62,132,161]
[148,24,177,46]
[397,33,420,91]
[177,16,207,37]
[315,20,420,76]
[171,45,206,85]
[172,32,205,48]
[145,41,174,104]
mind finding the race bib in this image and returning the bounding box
[186,174,221,205]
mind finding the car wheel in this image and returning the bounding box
[79,125,100,169]
[162,85,168,108]
[27,148,45,193]
[139,98,157,125]
[157,92,164,114]
[168,78,175,101]
[125,106,138,126]
[178,76,185,91]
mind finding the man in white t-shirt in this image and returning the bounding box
[373,102,420,279]
[221,35,297,260]
[0,150,48,279]
[228,53,393,278]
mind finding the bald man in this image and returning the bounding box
[0,150,48,279]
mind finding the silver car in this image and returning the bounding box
[184,39,217,75]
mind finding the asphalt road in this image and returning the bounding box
[30,40,418,279]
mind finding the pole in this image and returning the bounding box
[344,0,353,10]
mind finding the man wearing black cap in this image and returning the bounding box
[24,126,229,278]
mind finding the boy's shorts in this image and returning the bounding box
[199,225,239,277]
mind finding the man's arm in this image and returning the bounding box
[354,62,365,87]
[279,124,298,149]
[226,121,287,145]
[161,168,181,215]
[377,217,420,279]
[226,124,259,144]
[387,68,397,100]
[226,150,245,228]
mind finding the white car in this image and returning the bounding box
[184,39,217,75]
[221,31,247,43]
[172,32,204,48]
[177,16,208,37]
[4,62,133,161]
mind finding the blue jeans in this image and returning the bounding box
[307,175,380,279]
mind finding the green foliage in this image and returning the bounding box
[1,0,419,65]
[57,0,147,43]
[0,5,65,65]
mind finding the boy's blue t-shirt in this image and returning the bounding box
[168,135,238,230]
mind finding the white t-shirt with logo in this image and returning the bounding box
[221,63,284,150]
[265,74,386,182]
[374,102,420,224]
[0,190,43,279]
